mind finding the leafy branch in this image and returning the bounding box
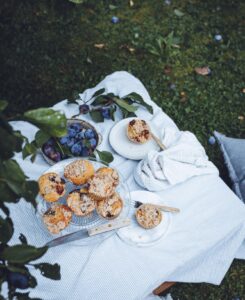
[0,101,62,299]
[68,88,153,123]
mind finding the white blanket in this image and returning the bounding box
[3,71,245,300]
[134,127,219,191]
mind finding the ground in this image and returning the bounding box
[0,0,245,299]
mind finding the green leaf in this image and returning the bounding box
[24,108,67,137]
[0,217,13,244]
[0,265,7,295]
[22,142,37,160]
[12,292,41,300]
[91,88,105,99]
[7,264,29,275]
[13,292,41,300]
[68,0,85,3]
[113,98,138,113]
[174,9,185,17]
[0,160,38,206]
[109,105,117,121]
[89,110,104,123]
[0,159,26,196]
[30,153,37,163]
[1,245,48,264]
[22,180,38,207]
[0,126,23,160]
[33,263,61,280]
[28,274,37,288]
[91,95,112,106]
[0,182,18,203]
[0,100,8,112]
[96,150,114,164]
[120,107,137,119]
[0,202,10,216]
[19,233,28,245]
[124,93,153,114]
[35,130,51,147]
[67,91,81,104]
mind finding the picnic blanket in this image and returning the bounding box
[3,71,245,300]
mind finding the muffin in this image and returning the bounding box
[38,172,66,202]
[64,159,94,185]
[88,167,119,200]
[96,192,123,220]
[66,189,96,217]
[135,204,162,229]
[43,204,72,234]
[127,119,151,144]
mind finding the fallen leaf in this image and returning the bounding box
[174,9,185,17]
[129,0,134,7]
[119,45,135,53]
[195,66,211,76]
[109,4,117,10]
[94,43,105,49]
[164,65,172,75]
[180,91,187,102]
[86,57,92,64]
[128,47,135,53]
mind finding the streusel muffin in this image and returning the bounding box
[43,204,72,234]
[66,189,96,217]
[135,204,162,229]
[88,167,119,200]
[96,192,123,220]
[38,172,66,202]
[64,159,94,185]
[127,119,151,144]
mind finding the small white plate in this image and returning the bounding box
[109,118,160,160]
[117,191,171,247]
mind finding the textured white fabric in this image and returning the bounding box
[134,127,219,191]
[3,71,245,300]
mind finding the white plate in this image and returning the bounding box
[36,158,133,244]
[109,118,160,160]
[117,191,171,247]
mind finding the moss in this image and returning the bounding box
[0,0,245,298]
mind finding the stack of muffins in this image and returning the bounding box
[38,159,123,234]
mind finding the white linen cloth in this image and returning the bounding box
[3,71,245,300]
[134,127,219,191]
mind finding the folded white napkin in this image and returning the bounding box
[134,127,219,191]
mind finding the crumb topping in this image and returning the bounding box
[127,119,151,144]
[67,190,95,216]
[96,192,123,219]
[136,204,162,229]
[64,160,87,178]
[39,172,66,201]
[43,204,72,234]
[88,168,119,198]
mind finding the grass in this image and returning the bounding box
[0,0,245,299]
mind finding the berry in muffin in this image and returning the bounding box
[66,189,96,217]
[87,167,119,200]
[43,204,72,234]
[135,204,162,229]
[64,159,94,185]
[127,119,151,144]
[96,192,123,220]
[38,172,66,202]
